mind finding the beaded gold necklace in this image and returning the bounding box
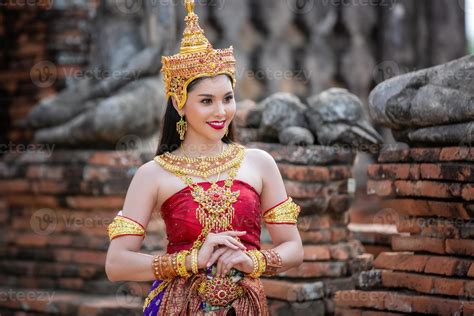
[154,143,246,249]
[155,143,243,178]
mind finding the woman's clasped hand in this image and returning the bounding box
[196,230,254,277]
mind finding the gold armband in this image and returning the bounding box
[261,248,283,276]
[107,215,145,241]
[262,197,300,225]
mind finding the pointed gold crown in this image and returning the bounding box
[161,0,236,110]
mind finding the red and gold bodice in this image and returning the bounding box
[160,179,262,253]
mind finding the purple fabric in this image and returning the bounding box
[143,280,167,316]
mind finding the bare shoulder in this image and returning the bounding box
[128,160,162,191]
[243,147,279,185]
[244,147,276,168]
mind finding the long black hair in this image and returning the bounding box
[155,76,237,155]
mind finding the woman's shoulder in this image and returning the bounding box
[132,159,167,185]
[244,146,275,166]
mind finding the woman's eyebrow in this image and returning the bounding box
[197,91,233,97]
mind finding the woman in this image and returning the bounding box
[105,1,304,315]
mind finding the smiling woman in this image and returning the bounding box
[156,74,237,157]
[104,1,304,315]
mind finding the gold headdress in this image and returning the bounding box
[161,0,236,110]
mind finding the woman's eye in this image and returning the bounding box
[224,95,234,102]
[201,99,212,104]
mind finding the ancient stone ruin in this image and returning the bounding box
[334,55,474,315]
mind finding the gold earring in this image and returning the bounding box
[176,114,187,141]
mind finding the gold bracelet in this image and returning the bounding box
[152,254,178,280]
[246,250,266,279]
[261,248,283,276]
[191,248,199,274]
[152,255,162,279]
[176,250,191,278]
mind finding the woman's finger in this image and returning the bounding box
[223,255,240,275]
[220,231,246,237]
[225,236,246,250]
[217,250,234,276]
[206,247,228,267]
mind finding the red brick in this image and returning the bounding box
[446,238,474,256]
[334,290,387,310]
[439,147,473,161]
[283,179,327,198]
[329,166,352,180]
[462,184,474,201]
[395,218,422,234]
[54,249,106,265]
[89,151,142,167]
[383,291,413,313]
[278,163,331,182]
[303,245,331,261]
[328,243,352,260]
[420,163,474,182]
[391,236,445,254]
[465,281,474,299]
[381,199,471,219]
[26,165,64,180]
[366,180,394,196]
[464,302,474,315]
[299,227,350,244]
[6,194,59,208]
[31,180,68,194]
[261,278,324,301]
[409,148,442,162]
[66,196,124,209]
[424,256,470,276]
[367,164,420,180]
[378,148,410,163]
[432,276,465,296]
[394,180,462,199]
[468,263,474,277]
[381,271,433,293]
[373,252,428,272]
[281,261,347,278]
[411,293,464,314]
[0,179,30,193]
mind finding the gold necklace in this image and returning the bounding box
[154,142,245,178]
[180,162,241,250]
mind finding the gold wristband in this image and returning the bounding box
[152,254,178,280]
[176,250,191,278]
[191,248,199,274]
[246,250,266,279]
[261,248,283,276]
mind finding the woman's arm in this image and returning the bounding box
[255,149,304,271]
[105,161,160,282]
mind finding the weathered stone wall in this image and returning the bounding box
[0,0,467,148]
[0,142,370,315]
[335,146,474,315]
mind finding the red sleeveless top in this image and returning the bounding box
[160,179,262,254]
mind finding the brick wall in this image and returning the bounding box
[334,146,474,315]
[0,1,95,149]
[0,142,371,315]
